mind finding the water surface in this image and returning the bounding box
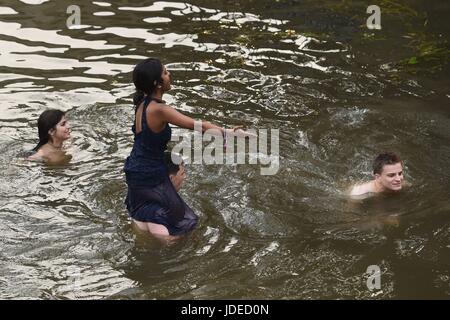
[0,0,449,299]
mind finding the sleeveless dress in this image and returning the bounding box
[124,96,198,235]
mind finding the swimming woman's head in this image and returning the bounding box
[33,109,70,151]
[132,58,171,105]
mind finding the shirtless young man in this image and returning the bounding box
[350,152,405,197]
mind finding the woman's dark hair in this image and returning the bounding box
[164,151,184,175]
[33,109,65,151]
[373,152,402,174]
[132,58,163,107]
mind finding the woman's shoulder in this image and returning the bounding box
[147,100,169,111]
[27,149,45,161]
[146,100,172,120]
[27,144,51,161]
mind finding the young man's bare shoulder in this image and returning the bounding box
[349,181,374,196]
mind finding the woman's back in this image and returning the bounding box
[124,96,171,188]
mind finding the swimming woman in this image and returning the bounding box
[124,58,248,238]
[28,109,72,164]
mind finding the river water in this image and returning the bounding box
[0,0,449,299]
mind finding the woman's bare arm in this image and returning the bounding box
[158,105,225,134]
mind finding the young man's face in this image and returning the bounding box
[170,164,186,192]
[375,162,404,192]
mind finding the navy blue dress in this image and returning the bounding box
[124,96,198,235]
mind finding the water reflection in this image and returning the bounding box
[0,7,18,15]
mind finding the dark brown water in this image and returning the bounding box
[0,0,449,299]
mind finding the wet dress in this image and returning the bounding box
[124,96,198,235]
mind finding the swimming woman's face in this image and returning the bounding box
[51,116,71,141]
[160,65,172,92]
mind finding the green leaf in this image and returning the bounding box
[408,56,418,64]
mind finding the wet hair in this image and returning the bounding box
[33,109,65,151]
[132,57,163,107]
[373,152,402,175]
[164,151,184,175]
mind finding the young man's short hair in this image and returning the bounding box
[373,152,402,175]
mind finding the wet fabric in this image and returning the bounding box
[125,176,198,236]
[124,96,171,188]
[124,96,198,235]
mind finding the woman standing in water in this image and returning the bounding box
[124,58,244,239]
[28,109,72,164]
